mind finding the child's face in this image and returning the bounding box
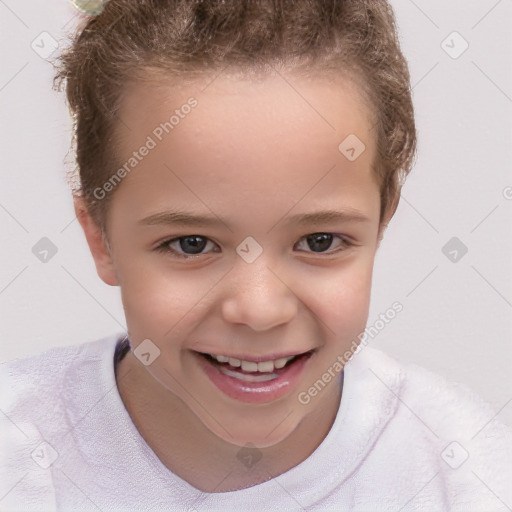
[84,71,381,448]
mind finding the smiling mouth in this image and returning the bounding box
[196,349,315,382]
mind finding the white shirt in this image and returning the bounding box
[1,333,511,511]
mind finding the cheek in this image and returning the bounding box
[304,258,374,339]
[119,265,220,337]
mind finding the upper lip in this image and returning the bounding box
[194,348,315,362]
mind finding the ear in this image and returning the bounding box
[74,196,119,286]
[377,192,401,248]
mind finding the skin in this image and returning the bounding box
[75,70,390,492]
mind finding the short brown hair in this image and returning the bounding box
[54,0,416,233]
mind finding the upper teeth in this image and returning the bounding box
[210,354,296,372]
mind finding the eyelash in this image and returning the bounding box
[155,233,354,259]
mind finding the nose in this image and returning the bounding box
[221,258,298,332]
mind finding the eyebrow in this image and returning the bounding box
[138,208,370,229]
[282,209,370,226]
[139,211,225,227]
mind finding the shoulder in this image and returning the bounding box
[0,333,124,433]
[349,346,512,510]
[352,345,510,436]
[0,333,125,511]
[1,334,122,413]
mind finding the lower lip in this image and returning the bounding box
[195,351,314,404]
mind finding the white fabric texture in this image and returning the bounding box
[1,332,511,512]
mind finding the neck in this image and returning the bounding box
[115,349,342,493]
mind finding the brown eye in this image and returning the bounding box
[295,233,352,254]
[175,236,208,255]
[156,235,219,258]
[306,233,334,252]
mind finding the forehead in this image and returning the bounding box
[116,70,375,152]
[109,71,379,230]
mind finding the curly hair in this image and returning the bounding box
[54,0,416,233]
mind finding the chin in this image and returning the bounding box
[202,414,298,449]
[226,428,291,450]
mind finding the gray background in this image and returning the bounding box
[1,0,511,427]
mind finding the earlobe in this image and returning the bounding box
[376,221,388,250]
[383,192,401,226]
[73,197,119,286]
[377,192,401,248]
